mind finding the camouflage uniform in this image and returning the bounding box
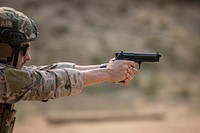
[0,62,83,103]
[0,7,85,133]
[0,7,84,103]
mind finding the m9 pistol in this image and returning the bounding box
[115,51,161,69]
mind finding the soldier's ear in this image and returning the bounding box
[0,43,14,62]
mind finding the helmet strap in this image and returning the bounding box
[12,46,20,68]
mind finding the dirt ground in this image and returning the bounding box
[14,108,200,133]
[14,116,200,133]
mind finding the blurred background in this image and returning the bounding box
[1,0,200,133]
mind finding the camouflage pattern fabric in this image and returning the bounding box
[0,7,38,42]
[0,62,83,103]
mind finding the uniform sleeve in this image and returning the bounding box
[0,66,83,103]
[22,62,75,71]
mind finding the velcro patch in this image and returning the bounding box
[0,20,13,28]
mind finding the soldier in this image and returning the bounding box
[0,7,137,132]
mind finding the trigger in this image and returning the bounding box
[138,62,142,69]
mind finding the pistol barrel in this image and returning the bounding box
[115,51,161,63]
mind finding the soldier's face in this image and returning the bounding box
[16,42,32,69]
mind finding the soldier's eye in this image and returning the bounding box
[20,45,29,56]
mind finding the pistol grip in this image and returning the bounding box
[118,80,125,84]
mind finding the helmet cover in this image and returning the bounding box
[0,7,38,45]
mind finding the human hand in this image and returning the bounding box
[106,59,138,85]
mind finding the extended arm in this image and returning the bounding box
[0,60,137,103]
[82,60,138,86]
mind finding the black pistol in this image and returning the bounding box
[115,51,161,69]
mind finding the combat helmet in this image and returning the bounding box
[0,7,38,67]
